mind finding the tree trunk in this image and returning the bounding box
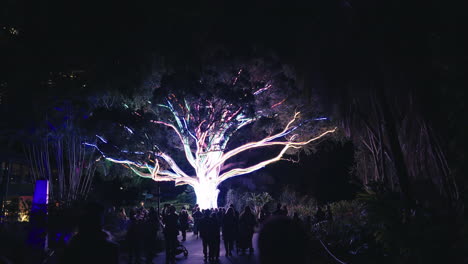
[193,181,220,209]
[376,88,413,204]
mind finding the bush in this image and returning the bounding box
[279,186,317,217]
[242,192,273,217]
[224,189,243,212]
[314,200,369,255]
[175,187,196,205]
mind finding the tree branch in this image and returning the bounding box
[106,156,197,186]
[150,120,197,168]
[154,152,192,179]
[210,112,301,170]
[216,144,294,184]
[216,127,337,183]
[212,122,336,173]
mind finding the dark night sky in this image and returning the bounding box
[2,0,460,103]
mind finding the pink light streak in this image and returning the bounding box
[253,84,272,95]
[92,89,336,208]
[271,98,287,108]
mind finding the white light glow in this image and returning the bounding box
[88,93,336,208]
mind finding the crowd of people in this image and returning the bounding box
[160,203,257,264]
[59,202,334,264]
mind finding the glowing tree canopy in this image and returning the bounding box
[88,55,336,209]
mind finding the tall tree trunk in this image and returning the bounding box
[193,181,220,209]
[376,88,413,204]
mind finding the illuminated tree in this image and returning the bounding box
[89,55,336,208]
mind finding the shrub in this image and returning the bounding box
[279,186,317,217]
[242,192,273,217]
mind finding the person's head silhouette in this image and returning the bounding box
[169,205,176,214]
[204,209,211,217]
[226,207,234,217]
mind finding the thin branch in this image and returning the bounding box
[216,127,337,183]
[155,152,192,179]
[212,124,336,173]
[150,120,197,168]
[217,144,293,183]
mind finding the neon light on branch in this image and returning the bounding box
[88,93,336,209]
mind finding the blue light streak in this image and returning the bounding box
[124,126,134,134]
[96,135,108,143]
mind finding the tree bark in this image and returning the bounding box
[376,88,413,204]
[193,183,220,209]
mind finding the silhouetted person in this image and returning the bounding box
[315,206,325,223]
[118,207,128,231]
[104,206,118,232]
[198,209,216,261]
[210,213,221,262]
[238,206,256,254]
[163,206,179,264]
[62,202,119,264]
[326,205,333,221]
[272,203,284,216]
[192,204,199,214]
[127,210,144,264]
[144,207,160,264]
[179,208,189,241]
[282,205,289,216]
[118,207,127,219]
[192,207,203,238]
[148,207,160,230]
[216,208,224,226]
[222,207,237,256]
[136,202,149,221]
[259,205,270,223]
[258,216,309,264]
[292,212,301,225]
[228,205,240,250]
[162,203,170,222]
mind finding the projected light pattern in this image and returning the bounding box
[88,82,336,208]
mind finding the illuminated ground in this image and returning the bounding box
[120,231,259,264]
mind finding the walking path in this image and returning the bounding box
[162,232,259,264]
[120,232,259,264]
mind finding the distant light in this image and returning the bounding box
[9,27,19,35]
[120,187,124,190]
